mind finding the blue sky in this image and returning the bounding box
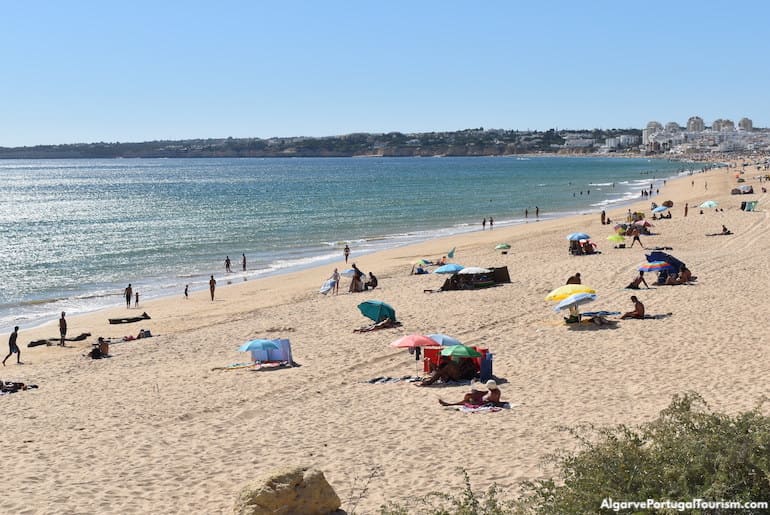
[2,1,769,146]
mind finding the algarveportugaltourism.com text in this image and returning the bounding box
[601,497,768,512]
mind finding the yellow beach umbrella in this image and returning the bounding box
[607,234,625,243]
[545,284,597,301]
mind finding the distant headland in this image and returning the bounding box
[0,128,638,159]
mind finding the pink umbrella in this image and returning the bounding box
[390,334,438,348]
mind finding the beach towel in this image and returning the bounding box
[365,376,423,384]
[443,402,514,414]
[582,311,620,317]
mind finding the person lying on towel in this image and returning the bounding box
[438,379,504,407]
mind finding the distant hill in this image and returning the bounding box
[0,128,642,158]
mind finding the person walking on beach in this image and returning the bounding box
[184,284,189,299]
[600,210,606,225]
[2,327,21,366]
[482,217,486,230]
[242,253,246,272]
[331,268,340,295]
[134,291,139,308]
[535,206,539,219]
[684,203,689,217]
[225,256,232,273]
[343,244,350,264]
[629,227,644,249]
[124,284,133,308]
[209,275,216,301]
[59,312,67,347]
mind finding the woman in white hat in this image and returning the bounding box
[438,379,502,407]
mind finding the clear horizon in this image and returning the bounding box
[2,1,769,147]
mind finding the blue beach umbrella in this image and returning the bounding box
[553,293,597,312]
[652,206,669,213]
[434,263,464,274]
[566,232,590,241]
[427,333,462,346]
[239,339,279,352]
[341,268,363,277]
[700,200,718,209]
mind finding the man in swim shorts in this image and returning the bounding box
[2,326,20,366]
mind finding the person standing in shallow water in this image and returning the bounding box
[225,256,232,273]
[124,284,133,308]
[184,284,189,299]
[3,326,21,366]
[209,275,216,301]
[489,217,493,230]
[59,312,67,347]
[343,244,350,263]
[242,253,246,272]
[482,217,486,230]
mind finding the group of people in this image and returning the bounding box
[224,254,248,273]
[482,217,494,229]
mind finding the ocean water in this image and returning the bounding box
[0,156,692,332]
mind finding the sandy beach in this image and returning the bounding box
[2,159,769,513]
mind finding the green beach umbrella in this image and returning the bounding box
[357,300,396,323]
[440,344,482,358]
[495,243,511,250]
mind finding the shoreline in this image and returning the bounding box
[5,158,721,362]
[1,156,709,335]
[3,156,769,513]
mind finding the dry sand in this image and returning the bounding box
[2,160,769,513]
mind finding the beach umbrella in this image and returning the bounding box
[390,334,437,349]
[427,333,462,346]
[700,200,718,209]
[638,261,674,273]
[440,344,482,358]
[434,263,464,274]
[567,232,590,241]
[341,268,364,277]
[652,206,669,213]
[447,247,456,259]
[607,234,625,243]
[495,243,511,250]
[238,339,279,352]
[545,284,596,301]
[414,258,431,265]
[357,300,396,323]
[553,292,597,312]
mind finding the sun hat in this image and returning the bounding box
[485,379,498,390]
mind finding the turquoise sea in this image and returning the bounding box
[0,156,694,332]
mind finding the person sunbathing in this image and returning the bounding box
[678,266,696,283]
[438,380,503,406]
[626,271,649,289]
[620,295,645,319]
[418,358,477,386]
[566,272,581,285]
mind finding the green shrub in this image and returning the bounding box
[517,392,770,514]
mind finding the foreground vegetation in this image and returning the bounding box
[368,393,770,514]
